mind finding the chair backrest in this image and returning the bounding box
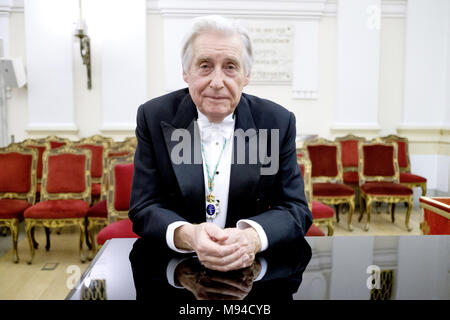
[74,138,108,185]
[0,144,38,204]
[83,134,114,146]
[335,134,367,171]
[305,138,343,183]
[99,146,135,200]
[380,135,410,173]
[21,138,47,184]
[297,155,312,211]
[358,141,399,186]
[45,135,71,149]
[40,143,92,203]
[107,154,134,222]
[123,136,137,148]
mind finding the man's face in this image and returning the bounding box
[183,31,250,123]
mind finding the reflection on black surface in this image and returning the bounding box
[129,238,312,301]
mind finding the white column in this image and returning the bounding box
[400,0,450,128]
[332,0,381,131]
[98,0,147,133]
[292,19,319,99]
[24,0,78,134]
[0,0,11,146]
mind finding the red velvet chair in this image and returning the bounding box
[419,197,450,235]
[74,138,109,203]
[24,144,92,263]
[305,138,355,231]
[298,155,335,235]
[335,134,367,190]
[86,147,136,250]
[358,141,413,231]
[45,135,70,149]
[0,144,38,263]
[381,135,427,196]
[22,138,47,199]
[93,155,139,249]
[305,224,326,237]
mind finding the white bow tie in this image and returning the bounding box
[197,118,235,142]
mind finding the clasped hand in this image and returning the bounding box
[175,222,262,272]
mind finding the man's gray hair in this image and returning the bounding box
[181,15,253,77]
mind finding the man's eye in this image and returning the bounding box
[227,65,236,70]
[200,64,209,69]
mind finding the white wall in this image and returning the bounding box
[3,0,450,194]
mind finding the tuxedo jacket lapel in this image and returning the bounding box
[161,95,205,223]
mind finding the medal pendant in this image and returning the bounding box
[206,194,220,220]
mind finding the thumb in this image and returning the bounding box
[205,223,228,242]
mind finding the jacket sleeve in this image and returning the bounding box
[129,105,188,248]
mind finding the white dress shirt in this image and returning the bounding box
[165,108,269,253]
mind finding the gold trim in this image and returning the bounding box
[379,135,411,173]
[45,135,71,149]
[0,218,20,263]
[106,154,135,222]
[25,218,87,264]
[420,220,430,235]
[0,144,38,204]
[74,139,109,188]
[419,201,450,220]
[40,143,92,204]
[358,141,400,185]
[304,138,344,183]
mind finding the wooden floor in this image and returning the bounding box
[0,204,423,300]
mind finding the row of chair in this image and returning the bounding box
[299,134,427,234]
[0,135,138,263]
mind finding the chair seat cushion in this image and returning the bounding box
[24,200,89,219]
[306,224,325,237]
[343,171,359,184]
[0,199,31,219]
[87,199,107,218]
[361,182,413,196]
[312,201,335,219]
[313,183,355,197]
[91,183,101,196]
[97,219,139,245]
[400,172,427,183]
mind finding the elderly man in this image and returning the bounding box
[129,15,312,272]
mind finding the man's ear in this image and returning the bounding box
[243,73,250,87]
[182,69,189,84]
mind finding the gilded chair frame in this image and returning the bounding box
[358,141,413,231]
[83,134,114,146]
[298,155,334,236]
[304,138,355,231]
[334,134,367,175]
[86,149,135,253]
[74,137,109,200]
[106,154,135,223]
[0,145,38,263]
[123,136,137,148]
[381,134,427,196]
[45,135,71,149]
[24,144,92,263]
[21,138,47,195]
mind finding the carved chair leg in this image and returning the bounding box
[347,200,355,231]
[45,227,51,251]
[391,203,396,223]
[364,198,372,231]
[358,195,365,222]
[10,219,19,263]
[78,220,86,263]
[405,199,413,232]
[31,226,39,249]
[421,183,427,196]
[85,218,92,251]
[327,221,334,236]
[334,205,340,223]
[86,219,97,260]
[25,221,35,264]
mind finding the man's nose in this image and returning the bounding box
[209,68,225,89]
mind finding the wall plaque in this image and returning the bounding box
[247,23,294,83]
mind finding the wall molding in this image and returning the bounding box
[26,123,79,135]
[146,0,406,18]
